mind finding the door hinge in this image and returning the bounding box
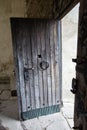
[70,78,78,94]
[72,57,87,64]
[72,125,83,130]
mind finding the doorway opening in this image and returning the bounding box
[61,3,79,126]
[0,1,82,129]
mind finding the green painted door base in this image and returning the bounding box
[22,104,60,120]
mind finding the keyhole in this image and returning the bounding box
[38,54,41,58]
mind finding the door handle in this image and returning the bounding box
[39,61,49,70]
[70,78,78,94]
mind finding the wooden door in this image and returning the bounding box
[11,18,62,120]
[74,1,87,129]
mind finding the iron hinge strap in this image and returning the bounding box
[70,78,78,94]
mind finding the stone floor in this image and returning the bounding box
[0,98,74,130]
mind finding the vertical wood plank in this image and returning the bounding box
[28,22,36,109]
[58,21,62,102]
[37,21,44,108]
[45,20,52,106]
[41,21,48,107]
[21,27,30,111]
[31,21,40,108]
[11,20,22,119]
[54,21,60,104]
[17,28,27,112]
[25,25,35,110]
[50,21,56,105]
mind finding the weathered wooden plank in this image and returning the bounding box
[74,1,87,128]
[29,68,35,110]
[10,19,22,119]
[33,21,40,108]
[37,21,44,108]
[53,21,60,104]
[27,22,36,110]
[25,26,34,110]
[41,21,48,107]
[45,20,52,106]
[31,21,40,109]
[50,21,56,105]
[21,28,30,111]
[44,21,48,107]
[57,21,62,102]
[17,29,27,112]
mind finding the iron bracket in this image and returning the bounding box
[72,57,87,64]
[70,78,78,94]
[72,125,83,130]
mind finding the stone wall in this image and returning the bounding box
[0,0,25,99]
[0,0,25,76]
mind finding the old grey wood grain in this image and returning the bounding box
[37,21,44,108]
[11,19,62,119]
[25,28,31,111]
[45,21,52,106]
[17,30,27,112]
[54,21,60,104]
[11,20,22,119]
[50,21,56,105]
[28,23,36,109]
[41,21,48,107]
[32,21,40,108]
[35,21,41,108]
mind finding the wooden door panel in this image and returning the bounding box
[74,1,87,129]
[11,19,62,120]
